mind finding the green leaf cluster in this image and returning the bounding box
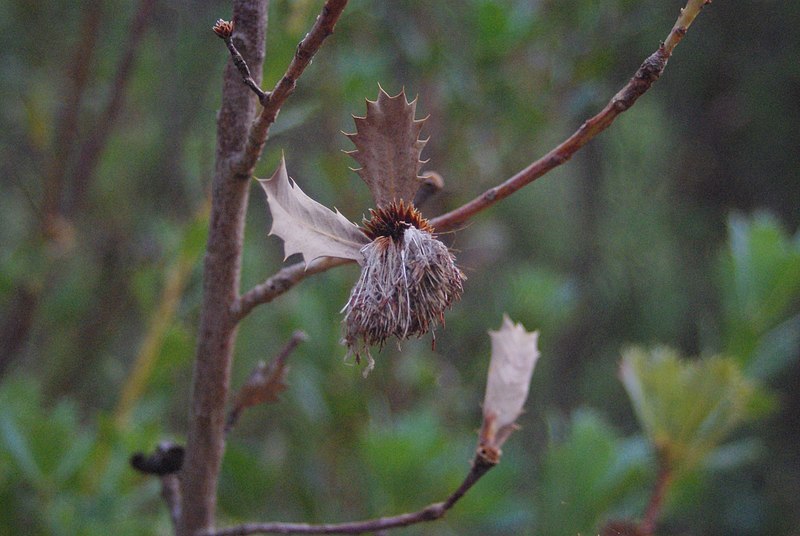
[620,347,766,473]
[0,377,169,536]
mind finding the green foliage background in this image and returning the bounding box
[1,1,799,534]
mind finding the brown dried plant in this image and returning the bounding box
[259,88,465,374]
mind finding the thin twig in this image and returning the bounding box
[161,474,183,533]
[0,288,38,377]
[639,462,673,536]
[233,0,349,180]
[232,0,712,323]
[429,0,711,232]
[233,257,351,322]
[42,0,104,227]
[214,20,269,104]
[205,454,496,536]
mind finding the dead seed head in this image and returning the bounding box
[342,202,465,373]
[213,19,234,39]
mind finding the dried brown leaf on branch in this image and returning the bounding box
[479,315,540,460]
[257,157,369,267]
[226,331,307,432]
[344,87,428,208]
[225,360,288,432]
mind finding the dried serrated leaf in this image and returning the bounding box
[480,315,540,451]
[226,331,307,433]
[258,157,369,266]
[233,359,288,409]
[344,86,428,207]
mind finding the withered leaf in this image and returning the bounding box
[226,331,306,433]
[481,315,540,450]
[258,157,369,266]
[344,87,428,208]
[232,358,289,411]
[226,359,287,432]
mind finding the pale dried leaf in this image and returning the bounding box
[258,157,369,266]
[482,314,540,448]
[344,86,428,207]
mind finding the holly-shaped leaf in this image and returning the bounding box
[258,157,369,266]
[344,87,428,207]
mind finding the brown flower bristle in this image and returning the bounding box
[362,200,433,241]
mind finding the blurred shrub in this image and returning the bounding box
[0,375,169,535]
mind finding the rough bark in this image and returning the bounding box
[178,1,268,534]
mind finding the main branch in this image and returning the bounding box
[234,0,712,321]
[178,1,268,534]
[181,1,350,534]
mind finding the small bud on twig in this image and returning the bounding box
[414,171,445,208]
[213,19,234,40]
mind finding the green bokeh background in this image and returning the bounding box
[1,1,799,534]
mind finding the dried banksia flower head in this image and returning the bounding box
[258,88,464,374]
[342,201,464,369]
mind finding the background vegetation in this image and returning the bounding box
[1,0,798,534]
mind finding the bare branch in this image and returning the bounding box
[42,0,104,228]
[234,0,349,180]
[204,454,496,536]
[233,257,352,322]
[161,474,183,533]
[429,0,711,232]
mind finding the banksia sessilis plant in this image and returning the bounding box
[258,87,464,374]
